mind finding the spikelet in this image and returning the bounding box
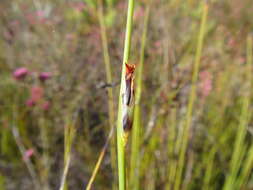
[122,62,136,146]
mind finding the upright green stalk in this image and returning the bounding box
[166,107,177,190]
[174,2,208,190]
[116,0,135,189]
[236,144,253,189]
[98,0,115,134]
[203,147,216,190]
[129,2,151,189]
[39,116,50,190]
[97,1,117,188]
[59,119,75,190]
[86,129,114,190]
[223,34,252,190]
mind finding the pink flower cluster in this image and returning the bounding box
[13,67,51,110]
[13,67,29,80]
[26,86,50,111]
[13,67,51,82]
[39,72,52,82]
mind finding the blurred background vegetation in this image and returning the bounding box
[0,0,253,189]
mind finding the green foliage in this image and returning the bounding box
[116,0,135,188]
[105,10,116,28]
[0,0,253,189]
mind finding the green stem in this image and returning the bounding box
[236,145,253,189]
[166,107,177,190]
[129,2,151,189]
[223,34,252,190]
[174,2,208,190]
[116,0,135,189]
[203,148,216,190]
[59,119,75,190]
[97,1,117,188]
[86,128,114,190]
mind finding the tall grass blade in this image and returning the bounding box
[59,120,75,190]
[97,1,117,189]
[85,128,114,190]
[223,33,252,190]
[129,1,152,189]
[12,126,41,190]
[174,2,208,190]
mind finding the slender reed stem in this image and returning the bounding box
[39,116,50,190]
[203,148,216,190]
[116,0,135,189]
[166,107,177,190]
[97,1,117,188]
[59,120,75,190]
[174,2,208,190]
[236,144,253,189]
[85,128,114,190]
[12,126,41,190]
[98,0,115,132]
[223,33,252,190]
[129,1,151,189]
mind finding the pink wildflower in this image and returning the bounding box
[31,86,44,102]
[39,72,51,82]
[26,99,36,107]
[23,149,34,161]
[13,67,29,80]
